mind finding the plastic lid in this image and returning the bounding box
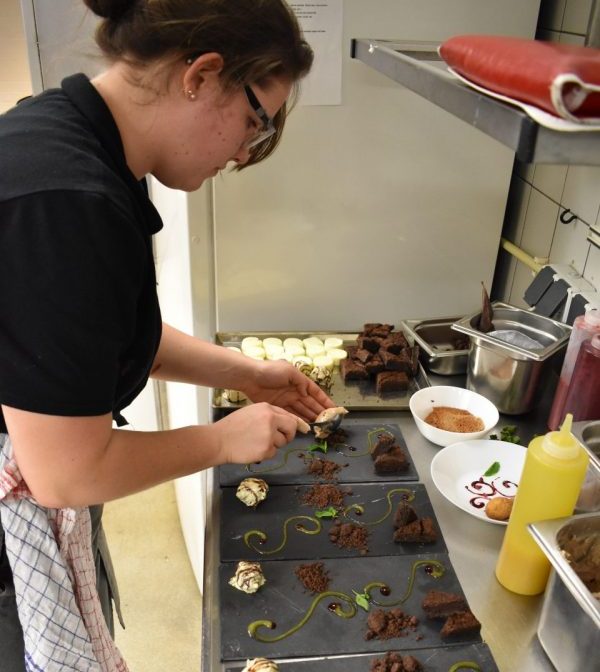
[542,413,580,459]
[584,306,600,327]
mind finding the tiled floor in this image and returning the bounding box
[103,482,202,671]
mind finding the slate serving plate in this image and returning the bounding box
[224,642,498,671]
[221,482,446,562]
[219,421,418,487]
[220,553,480,661]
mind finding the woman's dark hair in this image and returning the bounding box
[83,0,313,166]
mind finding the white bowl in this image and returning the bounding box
[409,386,499,447]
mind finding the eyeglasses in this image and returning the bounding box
[243,84,276,150]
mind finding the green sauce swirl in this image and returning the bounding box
[243,516,321,555]
[248,591,356,642]
[343,488,415,526]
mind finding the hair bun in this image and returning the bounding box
[83,0,135,20]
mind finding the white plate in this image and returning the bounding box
[430,439,527,526]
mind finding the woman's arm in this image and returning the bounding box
[151,323,334,419]
[2,401,298,509]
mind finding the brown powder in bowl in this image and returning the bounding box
[425,406,484,433]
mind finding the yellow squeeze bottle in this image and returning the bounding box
[495,414,588,595]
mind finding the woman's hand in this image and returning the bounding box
[213,402,301,465]
[239,360,334,420]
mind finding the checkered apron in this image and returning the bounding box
[0,434,129,672]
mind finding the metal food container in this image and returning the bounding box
[529,513,600,672]
[401,318,468,375]
[452,302,571,415]
[573,420,600,513]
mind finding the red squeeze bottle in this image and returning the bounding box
[548,306,600,430]
[562,335,600,423]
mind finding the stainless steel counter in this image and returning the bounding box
[202,398,557,671]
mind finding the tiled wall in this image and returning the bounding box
[493,0,600,309]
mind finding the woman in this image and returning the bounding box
[0,1,330,669]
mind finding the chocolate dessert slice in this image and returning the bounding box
[421,590,468,619]
[393,517,437,543]
[376,371,409,393]
[371,432,396,459]
[374,447,409,474]
[380,350,412,372]
[393,502,418,529]
[363,323,394,338]
[365,354,385,375]
[340,358,369,381]
[355,347,373,364]
[440,610,481,639]
[357,335,383,353]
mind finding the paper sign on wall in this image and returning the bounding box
[290,1,343,106]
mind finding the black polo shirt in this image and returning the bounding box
[0,74,163,432]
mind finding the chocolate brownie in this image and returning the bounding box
[393,517,437,543]
[393,502,418,529]
[340,358,369,381]
[379,339,404,355]
[411,345,420,375]
[374,447,409,474]
[357,335,383,353]
[345,345,358,359]
[365,354,385,375]
[354,347,373,364]
[380,349,412,373]
[376,371,409,393]
[371,432,396,459]
[363,323,394,338]
[421,590,468,619]
[440,610,481,639]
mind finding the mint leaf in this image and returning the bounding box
[315,506,338,519]
[308,439,328,453]
[353,590,370,611]
[483,461,500,477]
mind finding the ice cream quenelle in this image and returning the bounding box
[228,561,266,594]
[241,658,279,672]
[312,406,349,439]
[236,478,269,507]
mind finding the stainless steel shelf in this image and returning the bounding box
[351,38,600,166]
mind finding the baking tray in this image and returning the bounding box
[212,331,431,413]
[219,421,419,487]
[220,482,445,562]
[219,553,481,661]
[224,642,498,671]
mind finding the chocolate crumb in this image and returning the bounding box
[301,484,350,508]
[294,561,331,593]
[328,521,369,554]
[369,652,423,672]
[307,457,342,482]
[365,608,419,640]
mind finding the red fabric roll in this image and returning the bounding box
[439,35,600,121]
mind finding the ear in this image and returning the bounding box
[182,52,224,98]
